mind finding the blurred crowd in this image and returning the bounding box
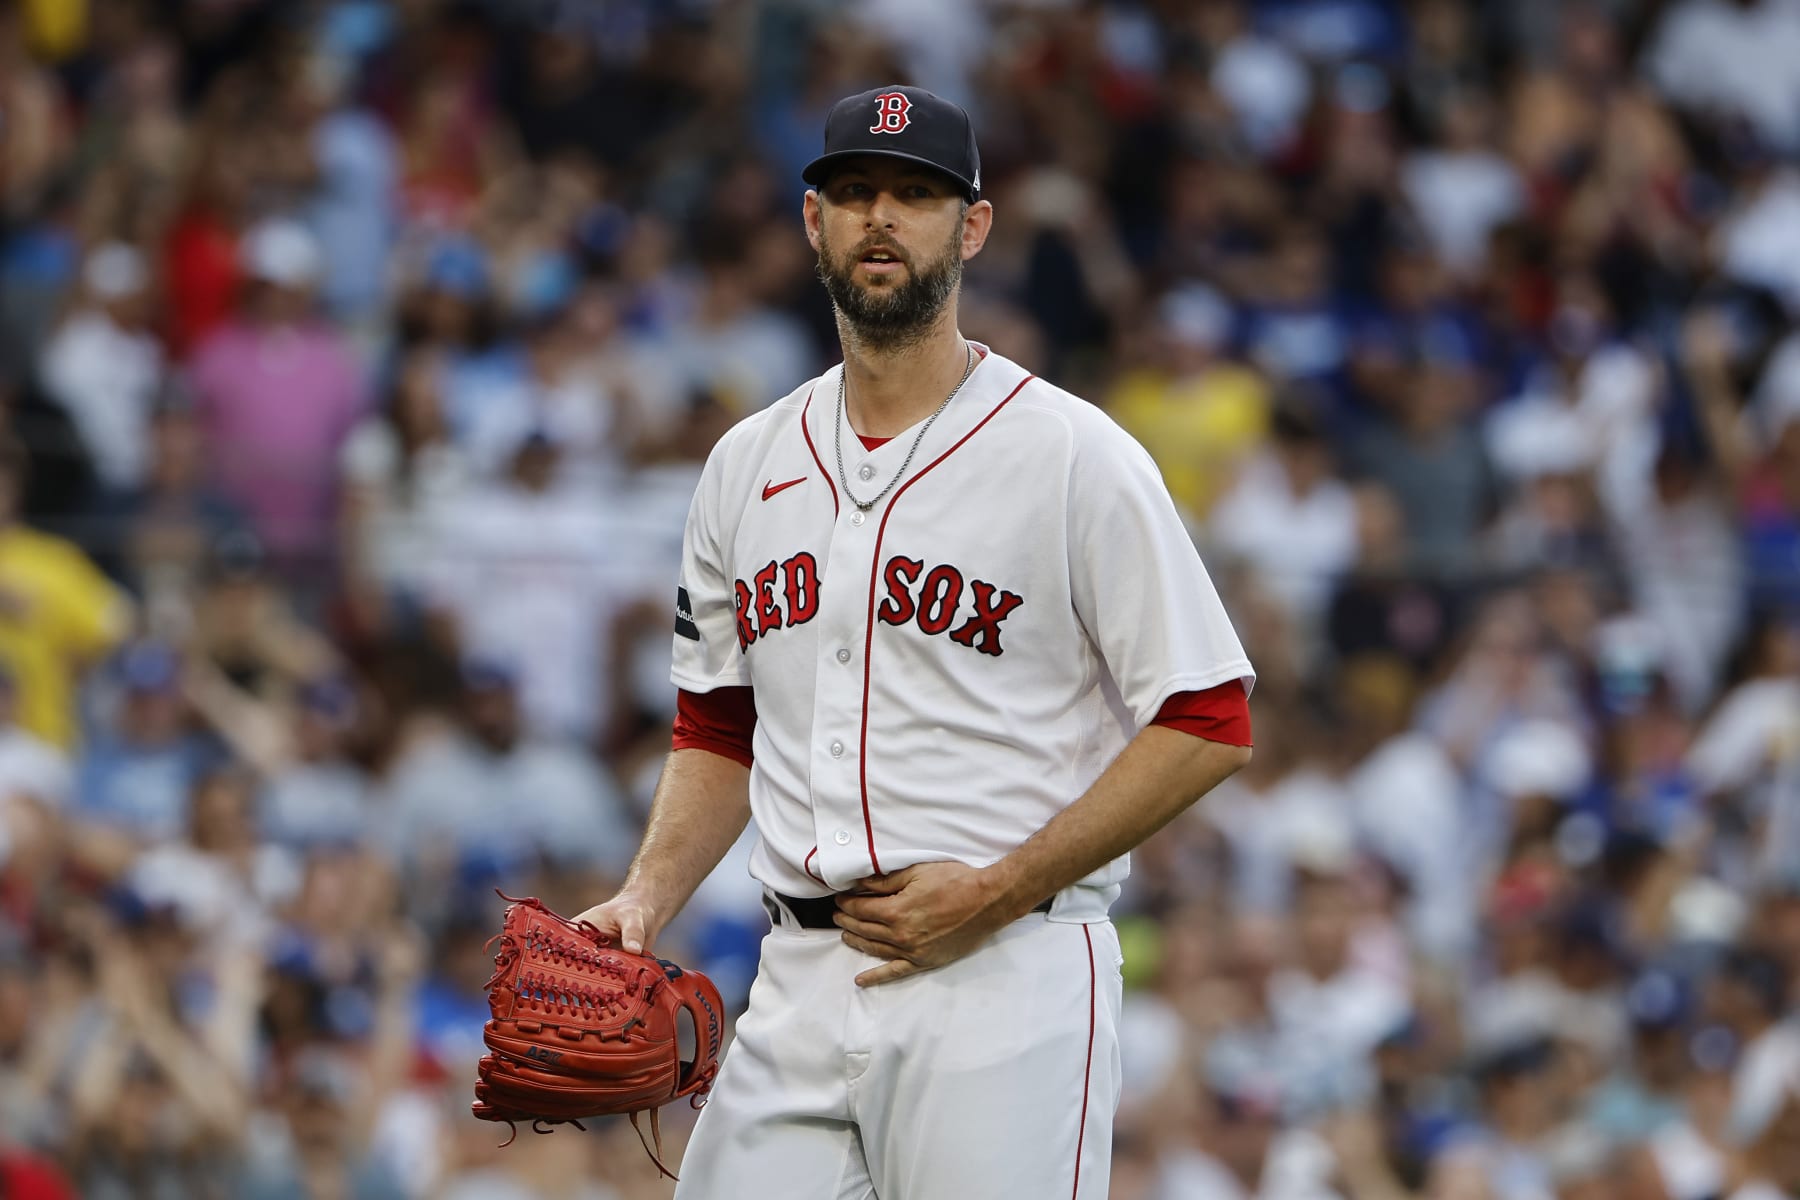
[0,0,1798,1198]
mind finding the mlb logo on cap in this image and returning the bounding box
[803,85,982,201]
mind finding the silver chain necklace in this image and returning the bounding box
[835,341,976,513]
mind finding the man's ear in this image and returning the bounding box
[803,190,823,254]
[961,199,994,262]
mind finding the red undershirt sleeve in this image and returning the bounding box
[672,686,757,767]
[1149,679,1253,747]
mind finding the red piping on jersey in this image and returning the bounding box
[857,373,1033,874]
[799,383,838,519]
[1072,925,1097,1199]
[803,846,824,884]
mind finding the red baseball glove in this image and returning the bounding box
[472,893,725,1179]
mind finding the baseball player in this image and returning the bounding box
[575,85,1255,1198]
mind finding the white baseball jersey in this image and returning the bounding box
[671,346,1253,915]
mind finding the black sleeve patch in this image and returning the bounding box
[674,586,700,641]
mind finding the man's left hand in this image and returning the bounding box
[833,861,1016,987]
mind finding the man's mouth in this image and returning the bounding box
[858,245,906,271]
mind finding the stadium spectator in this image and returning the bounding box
[36,244,165,495]
[1348,358,1497,579]
[71,641,209,848]
[92,398,251,620]
[0,442,132,748]
[1112,282,1270,523]
[257,676,375,852]
[422,431,619,741]
[1210,394,1358,632]
[377,655,637,889]
[188,219,366,575]
[237,1048,409,1200]
[337,346,470,640]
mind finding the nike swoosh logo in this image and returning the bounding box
[762,476,807,501]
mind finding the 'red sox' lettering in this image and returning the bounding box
[734,552,821,650]
[878,556,1023,656]
[736,553,1022,656]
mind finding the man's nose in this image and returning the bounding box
[864,190,900,229]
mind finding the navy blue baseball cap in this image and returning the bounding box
[803,85,981,201]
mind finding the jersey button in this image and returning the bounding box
[850,511,865,526]
[836,648,850,663]
[834,829,852,845]
[858,465,875,481]
[830,740,844,757]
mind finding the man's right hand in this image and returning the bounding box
[570,892,662,955]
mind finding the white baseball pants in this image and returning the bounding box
[672,907,1123,1200]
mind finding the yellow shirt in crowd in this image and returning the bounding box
[1106,364,1271,522]
[0,525,130,748]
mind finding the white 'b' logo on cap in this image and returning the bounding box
[870,92,912,135]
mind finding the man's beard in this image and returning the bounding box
[817,223,962,352]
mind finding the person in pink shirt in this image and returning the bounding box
[187,219,365,580]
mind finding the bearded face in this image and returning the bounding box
[815,212,964,352]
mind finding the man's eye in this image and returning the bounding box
[905,186,932,199]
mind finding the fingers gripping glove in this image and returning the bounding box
[472,893,725,1180]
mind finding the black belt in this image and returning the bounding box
[767,890,1053,930]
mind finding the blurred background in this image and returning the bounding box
[0,0,1798,1197]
